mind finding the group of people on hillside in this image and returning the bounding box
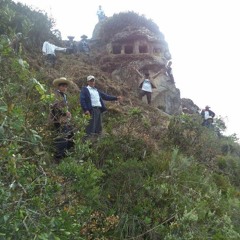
[50,74,216,163]
[65,35,90,55]
[42,35,90,67]
[50,76,122,163]
[41,5,107,66]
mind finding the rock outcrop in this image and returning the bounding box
[181,98,200,114]
[91,12,181,115]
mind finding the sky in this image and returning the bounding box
[14,0,240,139]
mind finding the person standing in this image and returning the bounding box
[42,38,66,67]
[78,35,90,55]
[165,61,175,83]
[66,36,77,54]
[135,69,161,105]
[97,5,106,21]
[201,105,215,127]
[50,77,74,163]
[11,32,23,54]
[80,75,122,136]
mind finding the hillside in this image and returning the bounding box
[1,1,240,239]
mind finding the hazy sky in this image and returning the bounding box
[14,0,240,139]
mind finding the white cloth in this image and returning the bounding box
[87,86,102,107]
[42,41,66,55]
[204,111,212,120]
[141,79,152,92]
[97,9,105,16]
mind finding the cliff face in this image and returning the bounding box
[91,14,181,115]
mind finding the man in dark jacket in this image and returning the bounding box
[201,105,215,127]
[80,75,121,136]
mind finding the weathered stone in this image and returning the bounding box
[91,13,181,115]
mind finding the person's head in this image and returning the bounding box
[48,37,54,43]
[144,72,150,78]
[99,5,102,9]
[205,105,210,110]
[87,75,95,86]
[53,77,71,92]
[58,83,68,92]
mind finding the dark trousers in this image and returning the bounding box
[86,107,102,135]
[139,90,152,104]
[45,54,56,67]
[202,118,213,128]
[54,125,74,162]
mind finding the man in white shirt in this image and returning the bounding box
[80,75,122,136]
[97,5,106,21]
[42,38,66,67]
[201,105,215,127]
[135,69,161,105]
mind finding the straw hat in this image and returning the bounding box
[81,34,88,39]
[53,77,71,87]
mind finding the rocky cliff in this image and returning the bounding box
[90,12,182,115]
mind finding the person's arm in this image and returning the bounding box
[210,110,215,118]
[151,81,157,89]
[134,68,144,78]
[152,70,162,79]
[150,71,161,88]
[42,42,47,54]
[99,91,118,101]
[54,45,67,52]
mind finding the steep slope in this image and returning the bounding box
[1,3,240,239]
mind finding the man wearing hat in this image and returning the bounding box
[78,35,90,55]
[80,75,122,136]
[201,105,215,127]
[50,77,74,163]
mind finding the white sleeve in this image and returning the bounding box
[54,46,66,52]
[42,42,47,54]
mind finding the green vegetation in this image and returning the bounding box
[99,11,165,42]
[1,1,240,239]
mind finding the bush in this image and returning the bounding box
[99,11,164,42]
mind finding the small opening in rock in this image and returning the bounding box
[125,45,133,54]
[139,45,148,53]
[112,45,121,54]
